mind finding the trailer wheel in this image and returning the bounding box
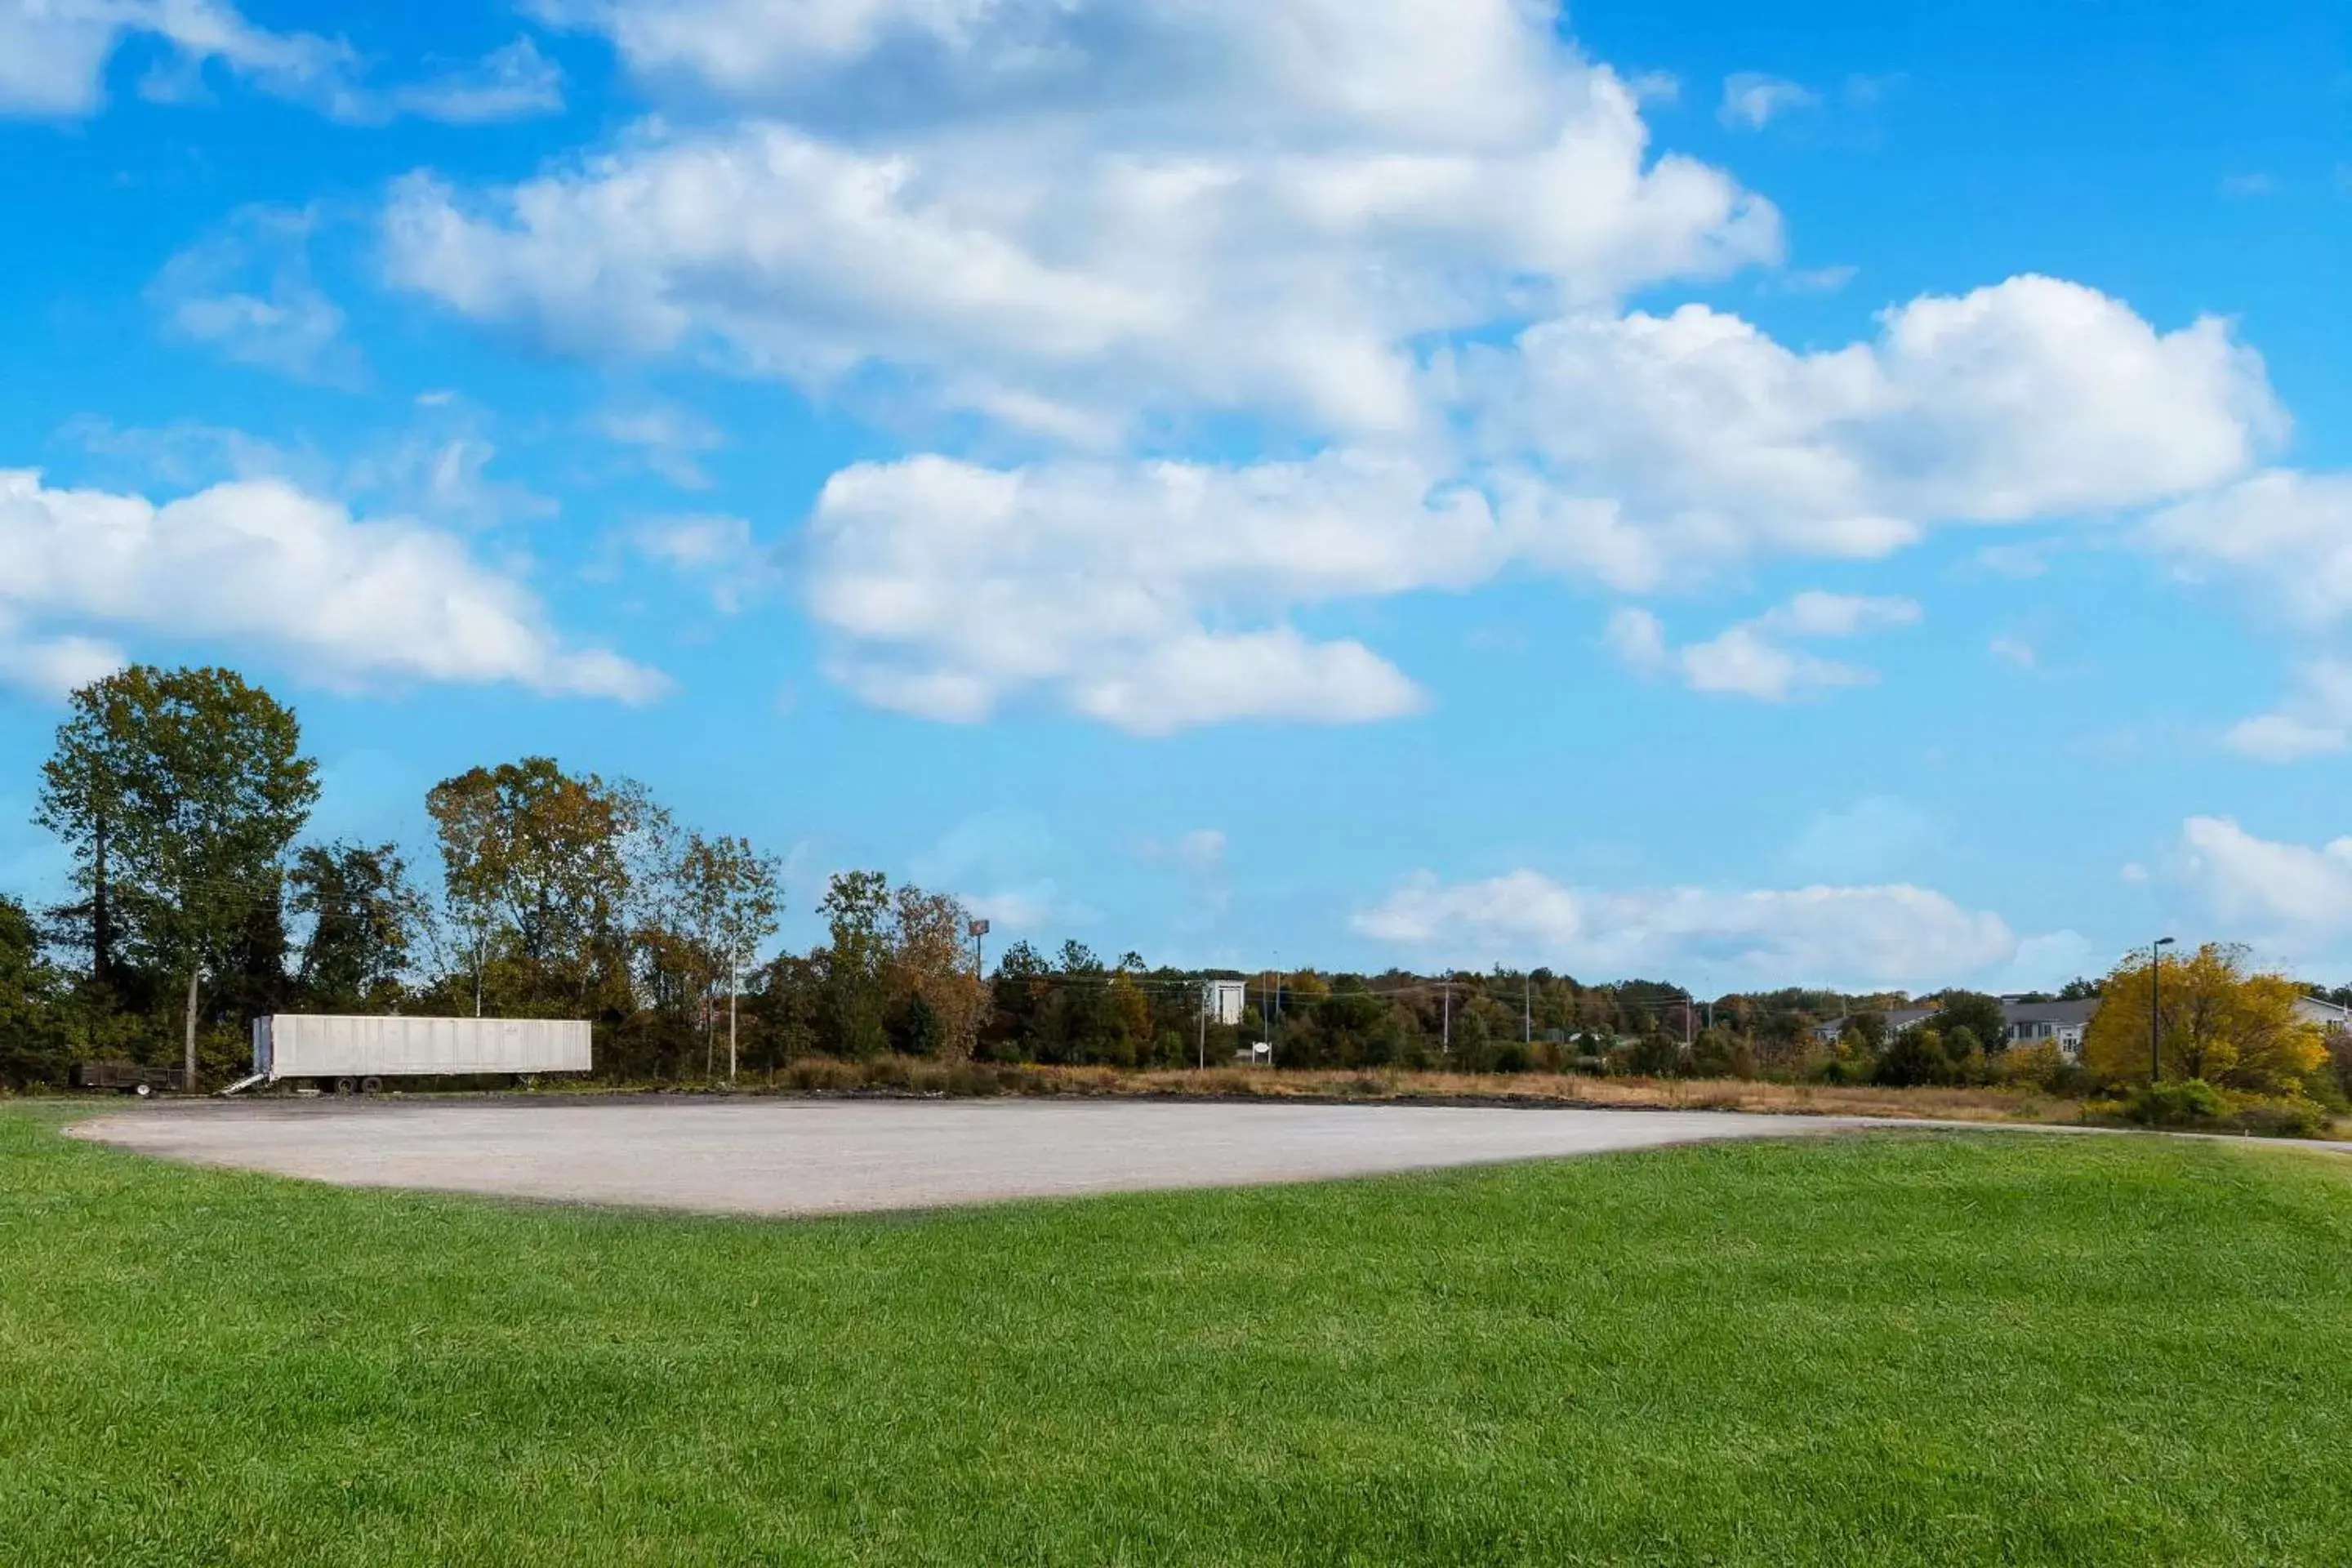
[131,1082,152,1098]
[360,1076,384,1096]
[333,1076,357,1097]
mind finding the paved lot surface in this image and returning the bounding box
[70,1098,1884,1216]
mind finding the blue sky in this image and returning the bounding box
[2,0,2350,994]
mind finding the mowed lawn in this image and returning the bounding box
[3,1106,2350,1566]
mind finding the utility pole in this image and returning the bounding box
[1523,973,1531,1046]
[728,953,738,1085]
[1441,978,1451,1055]
[1197,981,1207,1071]
[474,934,483,1018]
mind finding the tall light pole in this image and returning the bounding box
[1197,980,1207,1071]
[2151,936,2176,1083]
[728,952,738,1086]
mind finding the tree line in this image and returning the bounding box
[5,666,2350,1114]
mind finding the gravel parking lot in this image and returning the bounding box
[71,1098,1876,1216]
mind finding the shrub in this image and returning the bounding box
[1492,1041,1532,1074]
[862,1056,915,1090]
[2228,1094,2329,1139]
[786,1057,860,1093]
[1998,1041,2066,1091]
[2124,1078,2229,1127]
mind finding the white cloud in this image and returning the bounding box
[1718,73,1819,131]
[1771,263,1858,295]
[1470,276,2283,590]
[1989,634,2036,668]
[0,621,127,701]
[0,0,353,118]
[595,403,724,489]
[385,38,564,125]
[385,5,2286,733]
[0,4,559,123]
[0,468,661,702]
[2145,470,2352,631]
[1609,591,1919,701]
[627,514,770,611]
[1352,868,2016,990]
[2226,706,2349,762]
[147,207,360,386]
[2148,474,2352,760]
[804,450,1472,729]
[388,0,1780,439]
[2180,816,2352,949]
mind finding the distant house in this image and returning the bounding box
[1813,998,2098,1060]
[1808,1007,1936,1045]
[1807,990,2347,1066]
[1999,998,2098,1058]
[2294,995,2352,1032]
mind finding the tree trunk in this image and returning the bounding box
[92,812,114,989]
[183,968,200,1093]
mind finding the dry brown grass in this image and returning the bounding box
[1102,1066,2080,1123]
[716,1058,2083,1125]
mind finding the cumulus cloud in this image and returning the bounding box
[805,450,1477,728]
[0,468,661,701]
[2145,470,2352,631]
[2212,653,2352,763]
[1718,73,1819,131]
[1352,868,2016,989]
[795,264,2269,728]
[388,0,1780,439]
[0,2,559,122]
[2180,816,2352,949]
[1468,276,2283,590]
[1607,591,1919,701]
[2145,474,2352,760]
[376,2,2287,733]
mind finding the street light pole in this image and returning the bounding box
[2151,936,2176,1083]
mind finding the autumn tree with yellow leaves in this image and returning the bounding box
[2082,942,2324,1094]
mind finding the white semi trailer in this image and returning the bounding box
[229,1015,592,1095]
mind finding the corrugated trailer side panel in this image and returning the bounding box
[264,1017,591,1080]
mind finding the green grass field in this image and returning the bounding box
[3,1105,2349,1566]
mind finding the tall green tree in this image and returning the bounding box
[425,759,644,1016]
[38,667,318,1089]
[662,832,783,1076]
[33,674,134,991]
[817,871,892,1058]
[1927,991,2009,1054]
[0,894,68,1088]
[289,841,429,1012]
